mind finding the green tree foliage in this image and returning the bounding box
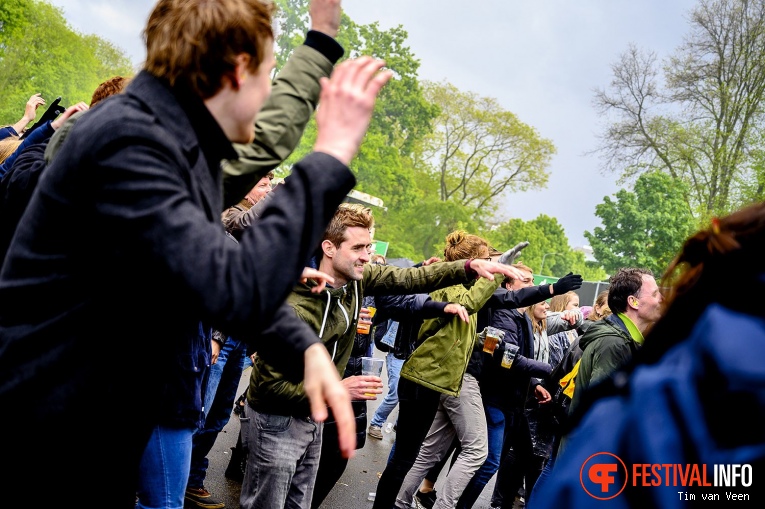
[272,0,435,204]
[416,81,555,222]
[381,198,481,260]
[584,170,697,277]
[593,0,765,217]
[486,215,608,282]
[0,0,133,126]
[266,1,562,263]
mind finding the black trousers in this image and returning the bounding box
[311,400,368,508]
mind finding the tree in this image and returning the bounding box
[585,170,697,276]
[268,1,557,263]
[380,198,480,260]
[486,215,608,282]
[415,81,555,222]
[593,0,765,217]
[0,0,133,125]
[271,0,437,212]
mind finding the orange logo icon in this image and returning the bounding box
[580,452,628,500]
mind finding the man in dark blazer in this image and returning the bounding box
[0,0,392,506]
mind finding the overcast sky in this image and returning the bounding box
[49,0,698,247]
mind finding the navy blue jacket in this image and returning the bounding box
[0,126,19,141]
[532,303,765,508]
[479,306,552,412]
[469,284,555,380]
[375,292,449,360]
[0,121,54,178]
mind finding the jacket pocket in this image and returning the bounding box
[435,337,462,366]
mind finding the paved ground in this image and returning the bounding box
[202,351,510,509]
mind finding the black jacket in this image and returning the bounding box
[374,292,449,360]
[468,284,554,380]
[0,71,355,486]
[479,305,552,412]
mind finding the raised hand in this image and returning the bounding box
[552,272,583,294]
[23,93,46,122]
[469,259,524,282]
[300,267,335,294]
[309,0,341,38]
[498,241,529,265]
[443,303,469,322]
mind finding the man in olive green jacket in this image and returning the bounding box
[241,204,518,509]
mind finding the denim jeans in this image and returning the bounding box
[136,425,194,509]
[240,405,324,509]
[457,402,508,508]
[188,337,247,488]
[370,353,405,428]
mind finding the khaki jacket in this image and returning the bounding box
[247,261,474,417]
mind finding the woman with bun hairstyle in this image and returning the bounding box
[373,230,522,509]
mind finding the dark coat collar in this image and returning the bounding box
[124,71,238,172]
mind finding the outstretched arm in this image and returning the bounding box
[223,0,345,207]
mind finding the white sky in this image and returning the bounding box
[48,0,698,247]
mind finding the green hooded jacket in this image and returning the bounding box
[399,275,503,397]
[569,314,639,415]
[247,260,474,417]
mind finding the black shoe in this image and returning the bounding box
[414,490,437,509]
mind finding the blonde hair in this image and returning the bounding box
[323,203,374,247]
[589,290,611,321]
[443,230,489,261]
[143,0,275,99]
[0,137,22,165]
[527,302,546,336]
[549,291,577,313]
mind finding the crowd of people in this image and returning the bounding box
[1,1,763,509]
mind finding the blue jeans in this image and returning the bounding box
[457,402,507,509]
[188,337,247,488]
[136,425,194,509]
[240,405,324,509]
[370,353,404,427]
